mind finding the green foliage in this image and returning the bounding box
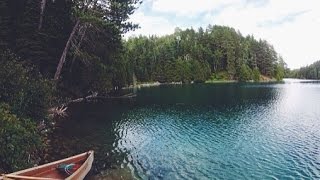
[124,25,285,83]
[0,103,42,172]
[239,65,253,82]
[0,0,141,96]
[0,50,54,121]
[274,65,285,81]
[191,60,211,83]
[175,58,192,83]
[288,60,320,79]
[0,0,141,173]
[210,71,229,81]
[61,0,141,94]
[252,68,261,82]
[87,60,113,93]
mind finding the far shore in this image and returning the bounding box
[123,82,182,89]
[123,78,281,90]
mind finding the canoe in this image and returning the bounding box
[1,151,94,180]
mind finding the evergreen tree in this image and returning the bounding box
[252,67,261,82]
[123,25,284,83]
[289,60,320,79]
[239,64,252,82]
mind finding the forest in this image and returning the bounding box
[125,26,287,83]
[0,0,140,173]
[0,0,286,173]
[288,60,320,79]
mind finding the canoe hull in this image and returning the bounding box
[67,151,94,180]
[2,151,94,180]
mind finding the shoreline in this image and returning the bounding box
[205,80,237,83]
[123,82,183,89]
[123,78,281,89]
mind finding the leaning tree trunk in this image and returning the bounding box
[54,19,80,80]
[70,24,88,72]
[38,0,46,31]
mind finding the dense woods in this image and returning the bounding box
[288,60,320,79]
[0,0,140,172]
[124,26,287,83]
[0,0,140,97]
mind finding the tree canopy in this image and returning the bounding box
[0,0,141,172]
[288,60,320,79]
[123,25,286,83]
[0,0,141,97]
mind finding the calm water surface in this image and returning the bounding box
[53,79,320,179]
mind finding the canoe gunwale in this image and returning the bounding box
[67,151,94,180]
[3,174,60,180]
[1,150,94,180]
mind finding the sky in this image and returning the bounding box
[125,0,320,69]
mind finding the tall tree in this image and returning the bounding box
[54,0,141,80]
[123,25,285,83]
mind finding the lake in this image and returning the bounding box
[51,79,320,179]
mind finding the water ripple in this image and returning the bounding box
[109,85,320,179]
[57,83,320,179]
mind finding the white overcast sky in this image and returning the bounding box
[125,0,320,69]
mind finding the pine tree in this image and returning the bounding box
[0,0,10,49]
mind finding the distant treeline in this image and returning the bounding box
[288,61,320,79]
[124,25,287,83]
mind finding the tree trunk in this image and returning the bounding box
[54,19,80,80]
[38,0,46,31]
[70,24,88,72]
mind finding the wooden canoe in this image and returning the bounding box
[1,151,94,180]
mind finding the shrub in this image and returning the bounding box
[0,50,54,121]
[191,60,211,83]
[252,67,261,82]
[0,50,48,172]
[210,71,229,81]
[274,65,285,81]
[0,103,42,172]
[239,64,253,82]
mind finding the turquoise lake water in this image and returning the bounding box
[53,79,320,179]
